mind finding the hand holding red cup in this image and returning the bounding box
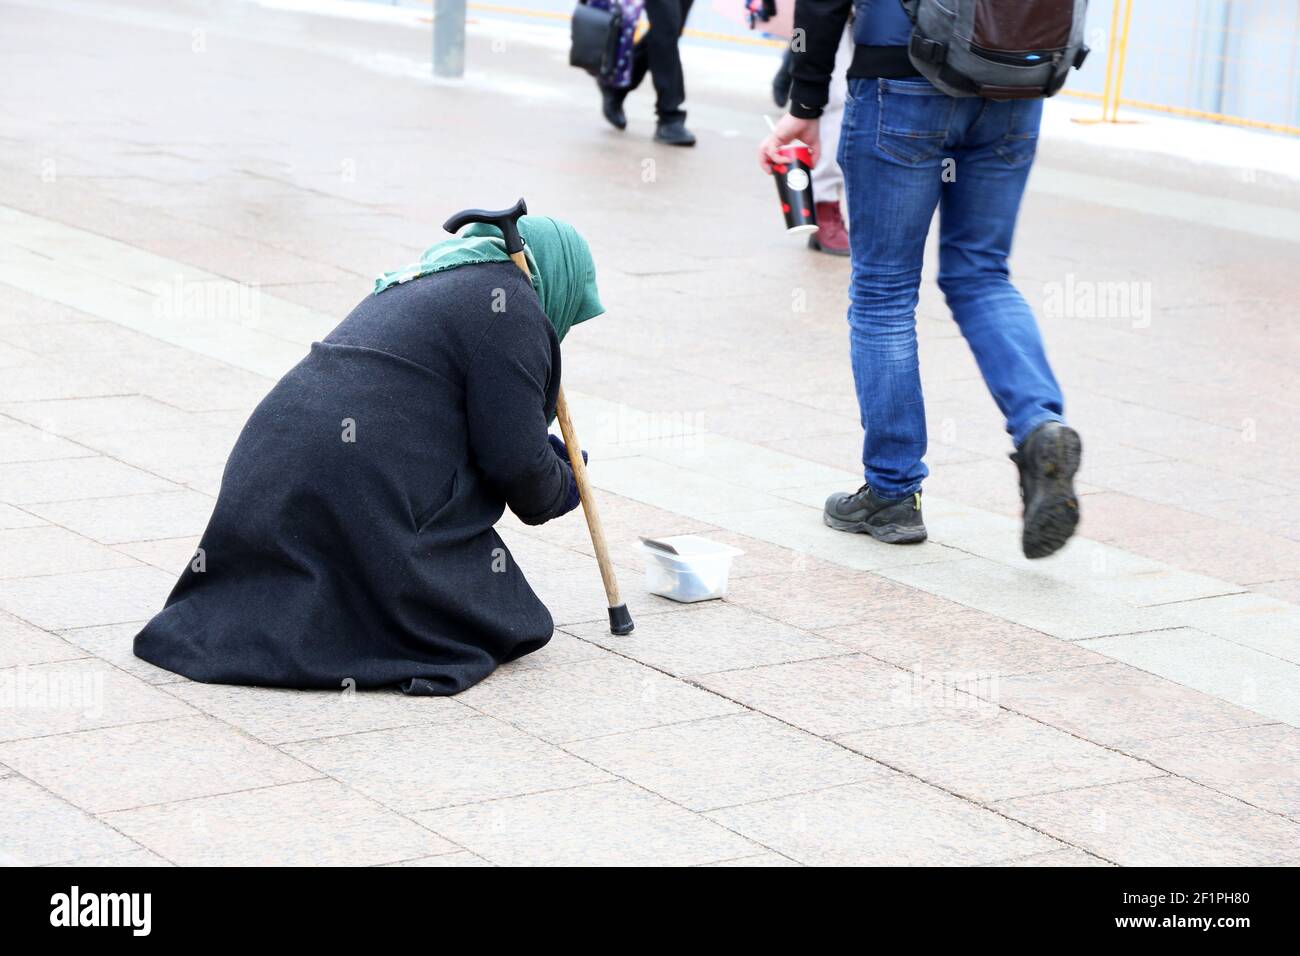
[758,114,823,235]
[771,143,817,235]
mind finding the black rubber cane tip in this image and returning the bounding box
[608,603,635,636]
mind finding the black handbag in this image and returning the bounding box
[570,1,622,79]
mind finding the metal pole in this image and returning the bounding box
[1109,0,1135,121]
[433,0,466,78]
[1097,0,1123,122]
[1211,0,1232,118]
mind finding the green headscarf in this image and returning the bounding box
[373,215,604,342]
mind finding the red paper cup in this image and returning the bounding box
[771,144,818,236]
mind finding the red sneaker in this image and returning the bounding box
[809,201,850,256]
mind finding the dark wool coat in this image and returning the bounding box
[133,262,573,695]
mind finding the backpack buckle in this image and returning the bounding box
[909,35,947,66]
[1073,44,1090,69]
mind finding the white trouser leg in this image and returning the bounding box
[810,26,855,207]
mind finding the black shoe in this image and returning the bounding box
[601,87,627,131]
[1013,421,1082,559]
[824,485,927,544]
[654,119,696,146]
[772,49,794,108]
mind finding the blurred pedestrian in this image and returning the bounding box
[597,0,698,145]
[758,0,1082,558]
[772,24,853,256]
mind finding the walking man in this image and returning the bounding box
[758,0,1082,558]
[600,0,697,145]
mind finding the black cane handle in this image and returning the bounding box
[441,197,528,255]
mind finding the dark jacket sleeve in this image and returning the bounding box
[464,304,572,526]
[789,0,854,118]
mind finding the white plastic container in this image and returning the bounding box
[637,535,744,603]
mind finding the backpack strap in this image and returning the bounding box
[978,85,1047,100]
[908,34,946,66]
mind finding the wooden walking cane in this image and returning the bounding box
[442,199,634,635]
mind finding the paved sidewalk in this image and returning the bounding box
[1,0,1298,866]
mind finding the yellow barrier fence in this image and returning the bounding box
[1081,0,1300,136]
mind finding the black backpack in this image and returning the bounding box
[900,0,1091,99]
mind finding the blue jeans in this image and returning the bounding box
[838,77,1065,499]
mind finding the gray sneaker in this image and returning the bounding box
[823,484,927,544]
